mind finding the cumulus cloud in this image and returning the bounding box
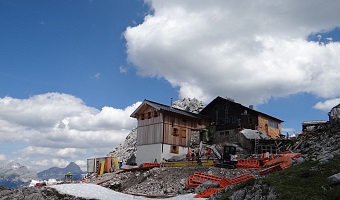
[20,146,86,158]
[314,98,340,112]
[0,93,141,171]
[125,0,340,106]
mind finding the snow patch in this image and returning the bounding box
[50,183,202,200]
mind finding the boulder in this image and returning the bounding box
[328,172,340,185]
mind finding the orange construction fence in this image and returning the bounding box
[236,159,261,168]
[186,172,222,188]
[190,173,256,198]
[142,163,161,168]
[259,155,292,175]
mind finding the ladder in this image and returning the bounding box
[254,138,259,155]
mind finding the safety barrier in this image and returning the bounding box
[191,173,256,198]
[236,159,261,168]
[263,156,291,168]
[259,163,282,176]
[259,156,292,175]
[142,163,161,168]
[186,172,222,188]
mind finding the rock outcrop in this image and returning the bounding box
[106,128,137,164]
[171,98,204,114]
[329,103,340,124]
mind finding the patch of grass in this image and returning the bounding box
[263,155,340,200]
[216,155,340,200]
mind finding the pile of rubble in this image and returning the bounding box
[291,123,340,165]
[91,166,256,197]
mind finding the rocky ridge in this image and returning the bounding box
[0,161,38,188]
[171,98,205,113]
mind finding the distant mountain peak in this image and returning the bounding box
[37,162,84,181]
[0,161,37,188]
[171,98,205,113]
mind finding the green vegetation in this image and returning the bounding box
[217,155,340,200]
[264,155,340,200]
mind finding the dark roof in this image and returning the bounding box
[130,99,207,119]
[200,96,284,122]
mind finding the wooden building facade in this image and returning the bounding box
[199,96,283,139]
[130,100,208,164]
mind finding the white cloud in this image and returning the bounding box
[32,158,71,169]
[119,66,128,73]
[125,0,340,106]
[0,93,141,172]
[75,160,87,171]
[20,146,86,158]
[313,98,340,112]
[0,154,6,161]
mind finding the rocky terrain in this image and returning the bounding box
[0,186,90,200]
[92,166,257,197]
[171,98,205,113]
[0,161,38,188]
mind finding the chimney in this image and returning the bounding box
[249,105,254,110]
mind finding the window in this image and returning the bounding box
[182,129,186,138]
[231,116,237,124]
[182,118,186,123]
[172,128,178,136]
[269,121,279,129]
[154,111,158,117]
[248,117,254,125]
[147,112,152,119]
[140,114,145,120]
[220,131,230,137]
[170,145,179,154]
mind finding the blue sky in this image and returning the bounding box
[1,0,340,172]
